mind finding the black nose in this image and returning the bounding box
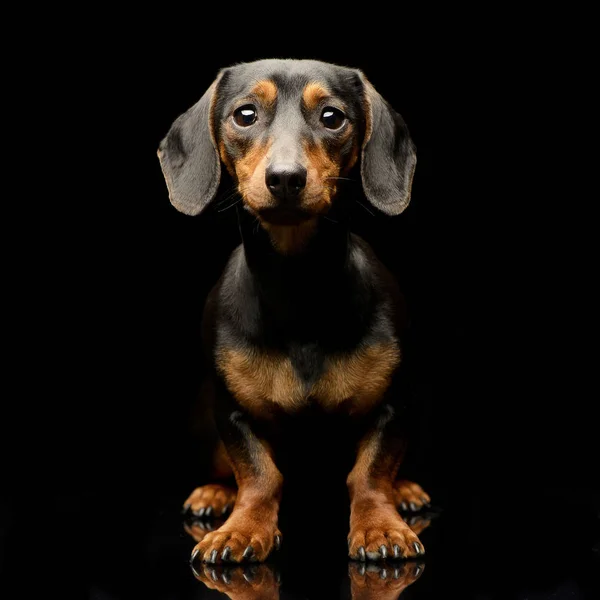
[265,163,307,201]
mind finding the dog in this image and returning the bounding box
[158,58,430,564]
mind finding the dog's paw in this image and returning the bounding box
[393,480,431,513]
[191,562,281,598]
[348,560,424,599]
[348,507,425,561]
[190,515,282,563]
[183,484,237,518]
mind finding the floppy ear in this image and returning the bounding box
[358,75,417,216]
[157,71,226,216]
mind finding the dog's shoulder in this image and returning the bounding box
[348,233,408,335]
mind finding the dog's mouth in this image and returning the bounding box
[253,206,315,226]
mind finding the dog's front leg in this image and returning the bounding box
[191,382,283,564]
[347,405,425,561]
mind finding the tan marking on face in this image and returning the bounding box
[303,140,341,211]
[303,81,330,110]
[216,341,400,417]
[218,118,273,211]
[261,218,318,255]
[233,138,274,212]
[250,79,278,106]
[235,139,270,183]
[218,140,236,177]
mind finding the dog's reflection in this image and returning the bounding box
[186,510,434,599]
[348,561,424,600]
[192,562,281,600]
[399,512,434,537]
[184,516,225,541]
[191,559,423,600]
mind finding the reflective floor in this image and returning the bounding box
[4,487,597,598]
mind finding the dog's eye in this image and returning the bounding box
[233,105,258,127]
[320,107,346,130]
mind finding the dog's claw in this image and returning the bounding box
[400,502,408,511]
[204,506,213,518]
[197,507,205,517]
[380,544,387,559]
[358,546,366,562]
[221,546,231,561]
[209,549,218,563]
[274,535,281,550]
[242,546,254,560]
[393,544,401,559]
[409,502,418,512]
[191,548,200,563]
[413,542,424,555]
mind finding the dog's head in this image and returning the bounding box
[158,59,416,242]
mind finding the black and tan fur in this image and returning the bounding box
[158,58,429,564]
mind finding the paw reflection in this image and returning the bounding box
[348,561,424,600]
[191,562,280,600]
[183,515,226,542]
[401,511,435,536]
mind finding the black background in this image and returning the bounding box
[3,11,597,598]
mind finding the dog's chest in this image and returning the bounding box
[215,341,401,416]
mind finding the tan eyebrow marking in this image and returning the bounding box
[250,80,278,106]
[302,82,330,109]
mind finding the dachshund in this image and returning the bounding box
[158,58,430,565]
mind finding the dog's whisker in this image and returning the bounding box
[324,176,358,183]
[355,199,375,216]
[216,198,242,213]
[215,187,241,207]
[215,196,240,210]
[215,187,241,203]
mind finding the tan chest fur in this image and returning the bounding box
[215,342,401,417]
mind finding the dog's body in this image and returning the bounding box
[158,59,430,564]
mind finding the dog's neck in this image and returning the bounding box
[236,205,350,281]
[234,204,374,347]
